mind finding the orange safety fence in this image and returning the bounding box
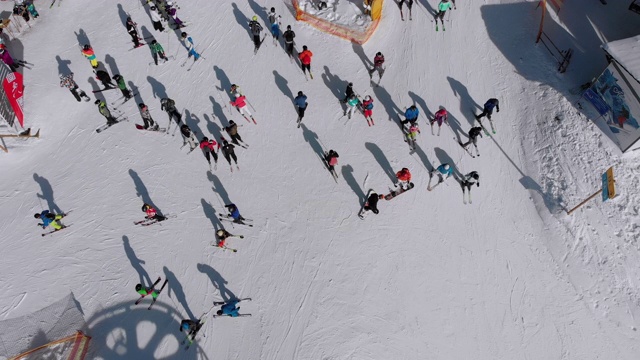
[9,331,91,360]
[292,0,383,44]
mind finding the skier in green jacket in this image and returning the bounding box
[112,74,133,101]
[150,40,168,65]
[435,0,454,26]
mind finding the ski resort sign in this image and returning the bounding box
[601,166,616,201]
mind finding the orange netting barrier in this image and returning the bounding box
[292,0,383,44]
[9,331,91,360]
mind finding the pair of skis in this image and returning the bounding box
[358,189,377,219]
[133,214,176,226]
[218,213,253,227]
[96,117,128,133]
[134,277,169,310]
[211,234,245,252]
[462,187,473,204]
[455,138,478,158]
[322,152,339,182]
[42,224,71,237]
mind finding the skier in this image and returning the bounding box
[220,138,239,170]
[180,124,198,151]
[142,203,166,222]
[180,319,202,341]
[229,84,243,101]
[475,98,500,121]
[402,105,419,125]
[81,44,98,69]
[460,171,479,192]
[135,279,162,301]
[160,98,182,124]
[395,167,412,190]
[95,100,118,125]
[150,40,168,65]
[248,16,263,51]
[26,1,39,18]
[344,93,361,120]
[461,126,483,151]
[363,0,372,16]
[398,0,414,20]
[294,91,308,123]
[126,17,142,48]
[435,0,454,27]
[216,299,245,317]
[180,32,200,61]
[225,120,244,145]
[298,45,313,78]
[166,1,185,28]
[363,191,383,214]
[225,203,247,223]
[430,163,453,184]
[342,82,354,103]
[267,7,281,41]
[361,95,374,126]
[324,149,339,172]
[199,137,219,167]
[149,6,165,32]
[138,103,158,130]
[215,228,237,250]
[283,25,295,57]
[112,74,133,101]
[34,210,66,231]
[406,123,420,148]
[59,73,90,102]
[229,94,254,123]
[431,107,448,133]
[368,52,385,80]
[95,69,116,89]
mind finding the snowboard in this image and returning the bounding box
[384,182,415,200]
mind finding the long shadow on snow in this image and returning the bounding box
[231,3,251,41]
[433,147,461,182]
[447,112,466,142]
[351,42,372,70]
[201,198,223,232]
[203,112,223,140]
[300,123,326,166]
[184,109,204,140]
[209,95,229,128]
[411,144,433,172]
[415,0,436,16]
[74,29,90,48]
[407,90,433,120]
[321,65,349,102]
[104,54,120,77]
[163,266,196,320]
[273,70,294,104]
[87,77,106,103]
[371,82,404,127]
[446,76,481,126]
[207,171,231,204]
[122,235,153,288]
[364,142,396,184]
[248,0,270,29]
[55,56,72,77]
[147,76,168,99]
[140,25,155,59]
[213,65,233,101]
[128,81,143,108]
[116,3,129,27]
[33,173,63,214]
[129,169,162,213]
[85,301,209,359]
[197,263,237,302]
[341,165,366,207]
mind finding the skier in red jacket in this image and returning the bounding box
[298,45,313,78]
[230,95,255,123]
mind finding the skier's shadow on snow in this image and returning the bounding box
[163,266,195,320]
[122,235,153,288]
[75,29,90,47]
[412,144,433,172]
[341,165,366,207]
[231,3,250,39]
[201,198,223,232]
[104,54,121,80]
[408,91,433,120]
[207,171,231,204]
[365,142,396,184]
[248,0,269,28]
[273,70,294,103]
[371,83,404,129]
[140,25,155,58]
[415,0,436,15]
[447,77,482,126]
[87,77,106,103]
[147,76,167,100]
[209,95,228,128]
[33,173,63,214]
[300,123,325,165]
[447,113,466,142]
[433,147,462,182]
[116,4,129,28]
[197,263,237,302]
[129,169,162,213]
[184,110,203,140]
[352,42,373,70]
[128,81,143,107]
[55,56,72,76]
[321,65,348,101]
[213,66,233,99]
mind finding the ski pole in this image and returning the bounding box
[246,98,256,113]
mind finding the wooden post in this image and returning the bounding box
[0,144,6,153]
[566,189,602,215]
[0,129,40,138]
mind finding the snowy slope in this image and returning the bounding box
[1,0,640,359]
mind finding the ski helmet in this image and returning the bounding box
[34,213,41,219]
[166,1,173,5]
[298,91,303,96]
[216,230,225,237]
[59,73,64,79]
[135,284,142,292]
[94,100,101,105]
[443,164,450,171]
[231,84,237,88]
[181,32,187,38]
[365,95,371,101]
[151,40,157,44]
[229,120,235,125]
[181,323,189,331]
[402,167,408,172]
[287,25,291,30]
[126,16,131,21]
[376,52,382,56]
[138,103,146,108]
[83,45,90,50]
[202,137,209,142]
[348,82,353,86]
[270,7,275,12]
[302,45,308,50]
[216,310,223,316]
[252,15,258,21]
[150,6,156,10]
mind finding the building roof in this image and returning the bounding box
[602,35,640,82]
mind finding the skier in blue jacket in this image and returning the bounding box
[403,105,419,125]
[294,91,308,123]
[34,210,66,230]
[225,203,247,224]
[430,163,454,183]
[217,300,241,317]
[475,98,500,121]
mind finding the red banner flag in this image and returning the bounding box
[3,71,24,128]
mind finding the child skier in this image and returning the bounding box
[395,168,412,190]
[221,138,239,170]
[406,123,420,149]
[325,150,339,172]
[95,100,118,125]
[229,84,243,101]
[361,95,374,126]
[215,228,241,251]
[135,278,162,301]
[199,137,219,167]
[142,203,166,222]
[298,45,313,78]
[166,1,185,28]
[344,93,361,120]
[180,319,202,340]
[368,52,385,80]
[215,299,249,317]
[180,32,200,61]
[229,94,255,123]
[160,98,182,124]
[59,73,90,102]
[403,105,419,125]
[34,210,67,231]
[180,124,198,151]
[126,17,143,48]
[225,203,247,224]
[81,44,98,69]
[460,171,479,204]
[138,103,158,130]
[294,91,308,124]
[150,40,168,65]
[112,74,133,101]
[225,121,244,145]
[431,107,448,134]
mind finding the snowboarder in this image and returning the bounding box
[224,121,244,145]
[220,138,239,169]
[160,98,182,124]
[95,100,118,125]
[344,93,361,120]
[342,82,354,103]
[461,126,483,151]
[138,103,158,130]
[180,32,200,61]
[225,203,247,223]
[435,0,454,27]
[298,45,313,78]
[267,7,281,41]
[283,25,295,57]
[395,167,412,190]
[126,17,142,48]
[363,191,383,214]
[248,16,263,50]
[475,98,500,121]
[431,107,448,134]
[142,203,166,222]
[34,210,66,231]
[430,163,453,184]
[229,94,254,123]
[402,105,419,125]
[81,44,98,69]
[368,52,385,80]
[325,149,339,172]
[59,73,90,102]
[150,40,168,65]
[200,137,219,166]
[95,69,116,89]
[216,299,246,317]
[149,6,165,32]
[112,74,133,100]
[361,95,374,126]
[294,91,308,123]
[180,124,198,151]
[166,1,185,28]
